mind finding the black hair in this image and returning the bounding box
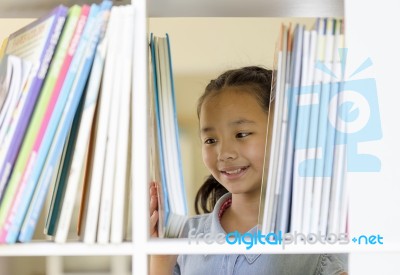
[194,66,273,214]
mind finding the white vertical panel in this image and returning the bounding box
[345,0,400,274]
[132,0,149,274]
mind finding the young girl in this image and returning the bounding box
[150,66,348,275]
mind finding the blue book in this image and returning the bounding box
[150,33,170,229]
[17,1,113,243]
[150,33,187,237]
[166,34,187,215]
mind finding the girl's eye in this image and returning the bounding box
[204,138,216,144]
[236,132,251,138]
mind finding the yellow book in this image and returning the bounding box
[0,38,8,59]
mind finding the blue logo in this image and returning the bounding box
[289,48,382,176]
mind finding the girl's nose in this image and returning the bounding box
[217,141,238,161]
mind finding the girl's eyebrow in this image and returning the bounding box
[229,118,256,126]
[201,119,256,133]
[200,126,215,134]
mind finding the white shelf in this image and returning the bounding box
[148,0,344,17]
[0,242,134,256]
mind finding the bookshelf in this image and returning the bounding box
[1,0,400,274]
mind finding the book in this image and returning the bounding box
[0,4,94,244]
[110,5,134,244]
[0,5,68,195]
[0,38,8,60]
[96,6,123,243]
[17,1,112,243]
[1,5,83,243]
[259,24,287,234]
[0,56,32,185]
[0,6,68,234]
[316,19,335,236]
[286,24,303,233]
[150,33,188,238]
[0,55,13,112]
[274,25,293,233]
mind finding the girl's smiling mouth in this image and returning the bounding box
[220,166,249,179]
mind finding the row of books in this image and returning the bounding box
[259,18,348,237]
[0,1,134,244]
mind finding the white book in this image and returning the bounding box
[0,57,33,172]
[151,34,187,237]
[317,19,335,235]
[270,24,289,234]
[300,29,318,236]
[309,18,326,236]
[275,25,293,233]
[328,23,346,236]
[0,55,14,117]
[111,5,134,244]
[292,29,310,234]
[82,6,119,244]
[260,24,287,234]
[0,56,32,199]
[97,6,123,244]
[287,24,304,233]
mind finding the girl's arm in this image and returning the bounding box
[150,255,178,275]
[149,182,178,274]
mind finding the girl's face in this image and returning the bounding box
[199,88,268,197]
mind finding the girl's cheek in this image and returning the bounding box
[202,148,215,168]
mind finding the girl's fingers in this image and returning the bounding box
[150,194,158,214]
[150,182,157,197]
[150,210,159,237]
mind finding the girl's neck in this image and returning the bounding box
[220,192,260,234]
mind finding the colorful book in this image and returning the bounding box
[18,0,112,243]
[0,5,67,189]
[0,4,95,243]
[1,5,83,243]
[0,5,68,232]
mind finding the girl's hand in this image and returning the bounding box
[149,182,178,274]
[150,181,159,237]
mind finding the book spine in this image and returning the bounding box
[111,6,133,243]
